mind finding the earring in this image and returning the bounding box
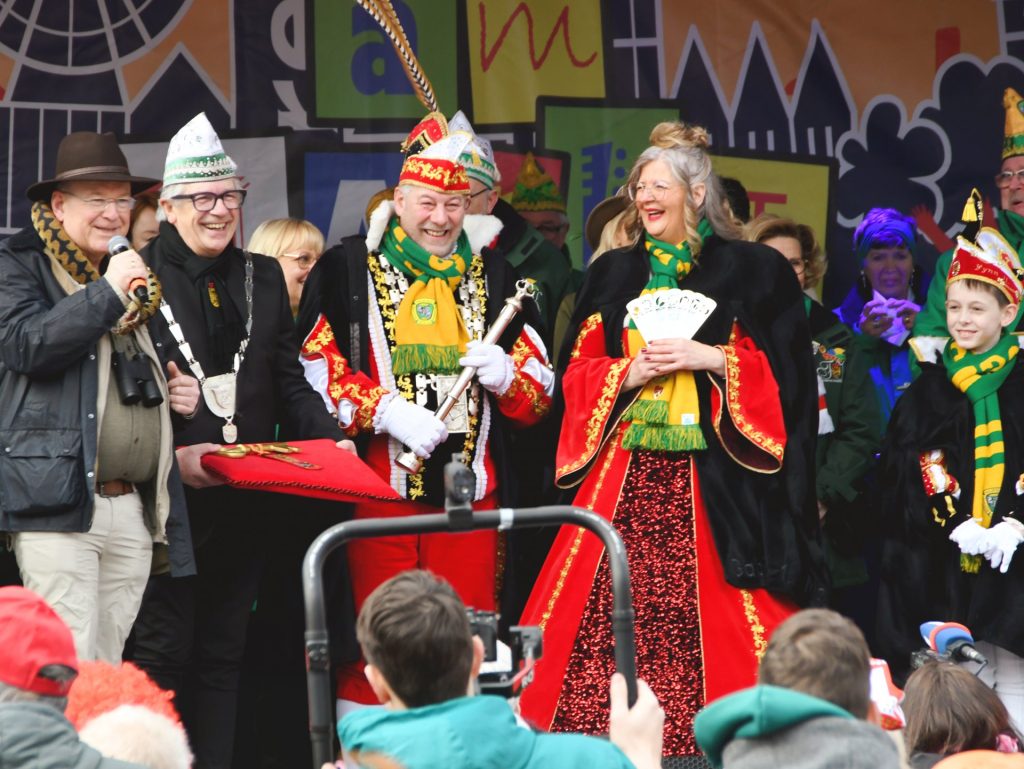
[859,270,870,293]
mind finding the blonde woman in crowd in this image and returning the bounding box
[248,218,325,317]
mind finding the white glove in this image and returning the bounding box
[949,518,990,555]
[374,395,448,459]
[459,341,514,395]
[982,520,1024,574]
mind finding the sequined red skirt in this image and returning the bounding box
[544,449,796,756]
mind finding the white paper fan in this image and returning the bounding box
[626,289,716,342]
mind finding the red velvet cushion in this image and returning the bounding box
[200,439,400,503]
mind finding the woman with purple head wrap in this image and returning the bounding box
[837,208,930,429]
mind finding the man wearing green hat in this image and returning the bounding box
[449,114,573,347]
[916,86,1024,336]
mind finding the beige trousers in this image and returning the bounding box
[14,491,153,663]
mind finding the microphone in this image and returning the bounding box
[920,621,988,665]
[108,235,148,304]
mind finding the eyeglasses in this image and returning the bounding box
[469,187,492,200]
[60,190,136,211]
[629,181,677,201]
[995,170,1024,189]
[282,252,319,269]
[170,189,247,211]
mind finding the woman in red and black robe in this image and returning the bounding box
[518,123,828,756]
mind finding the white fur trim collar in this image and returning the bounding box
[908,336,948,364]
[364,200,503,255]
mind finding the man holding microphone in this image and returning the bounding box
[0,131,200,663]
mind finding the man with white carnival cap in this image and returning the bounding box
[296,111,555,713]
[129,113,350,769]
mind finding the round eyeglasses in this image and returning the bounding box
[60,190,136,211]
[628,181,678,201]
[170,189,247,212]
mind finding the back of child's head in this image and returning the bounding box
[947,277,1011,308]
[903,660,1017,756]
[758,608,871,718]
[357,569,473,708]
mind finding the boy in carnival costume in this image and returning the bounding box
[876,214,1024,726]
[296,113,554,712]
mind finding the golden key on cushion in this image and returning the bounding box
[215,442,320,469]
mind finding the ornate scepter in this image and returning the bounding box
[395,279,538,474]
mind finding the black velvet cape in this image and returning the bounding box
[560,235,829,606]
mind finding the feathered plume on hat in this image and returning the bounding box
[948,192,1024,306]
[508,152,566,213]
[354,0,439,113]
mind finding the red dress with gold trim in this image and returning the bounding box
[519,237,826,756]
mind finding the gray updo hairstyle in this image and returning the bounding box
[623,122,741,256]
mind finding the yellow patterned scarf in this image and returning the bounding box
[30,201,160,334]
[622,224,712,452]
[380,218,473,375]
[943,335,1019,572]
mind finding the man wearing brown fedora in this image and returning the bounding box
[0,131,200,664]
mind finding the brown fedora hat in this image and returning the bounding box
[26,132,160,202]
[584,193,630,251]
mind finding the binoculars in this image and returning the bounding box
[112,351,163,408]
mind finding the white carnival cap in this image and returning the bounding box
[163,112,237,187]
[449,111,500,188]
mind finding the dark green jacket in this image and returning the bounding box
[809,301,882,581]
[493,199,573,346]
[810,301,882,511]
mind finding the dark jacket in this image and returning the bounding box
[492,199,573,345]
[0,702,144,769]
[0,227,195,577]
[143,226,346,544]
[808,301,882,564]
[562,235,828,604]
[877,353,1024,678]
[144,227,345,448]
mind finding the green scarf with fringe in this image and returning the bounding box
[622,221,713,452]
[380,217,472,375]
[943,335,1019,572]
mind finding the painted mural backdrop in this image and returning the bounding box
[1,0,1021,304]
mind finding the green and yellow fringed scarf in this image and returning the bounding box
[622,219,714,452]
[944,335,1019,573]
[31,201,160,334]
[380,218,473,375]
